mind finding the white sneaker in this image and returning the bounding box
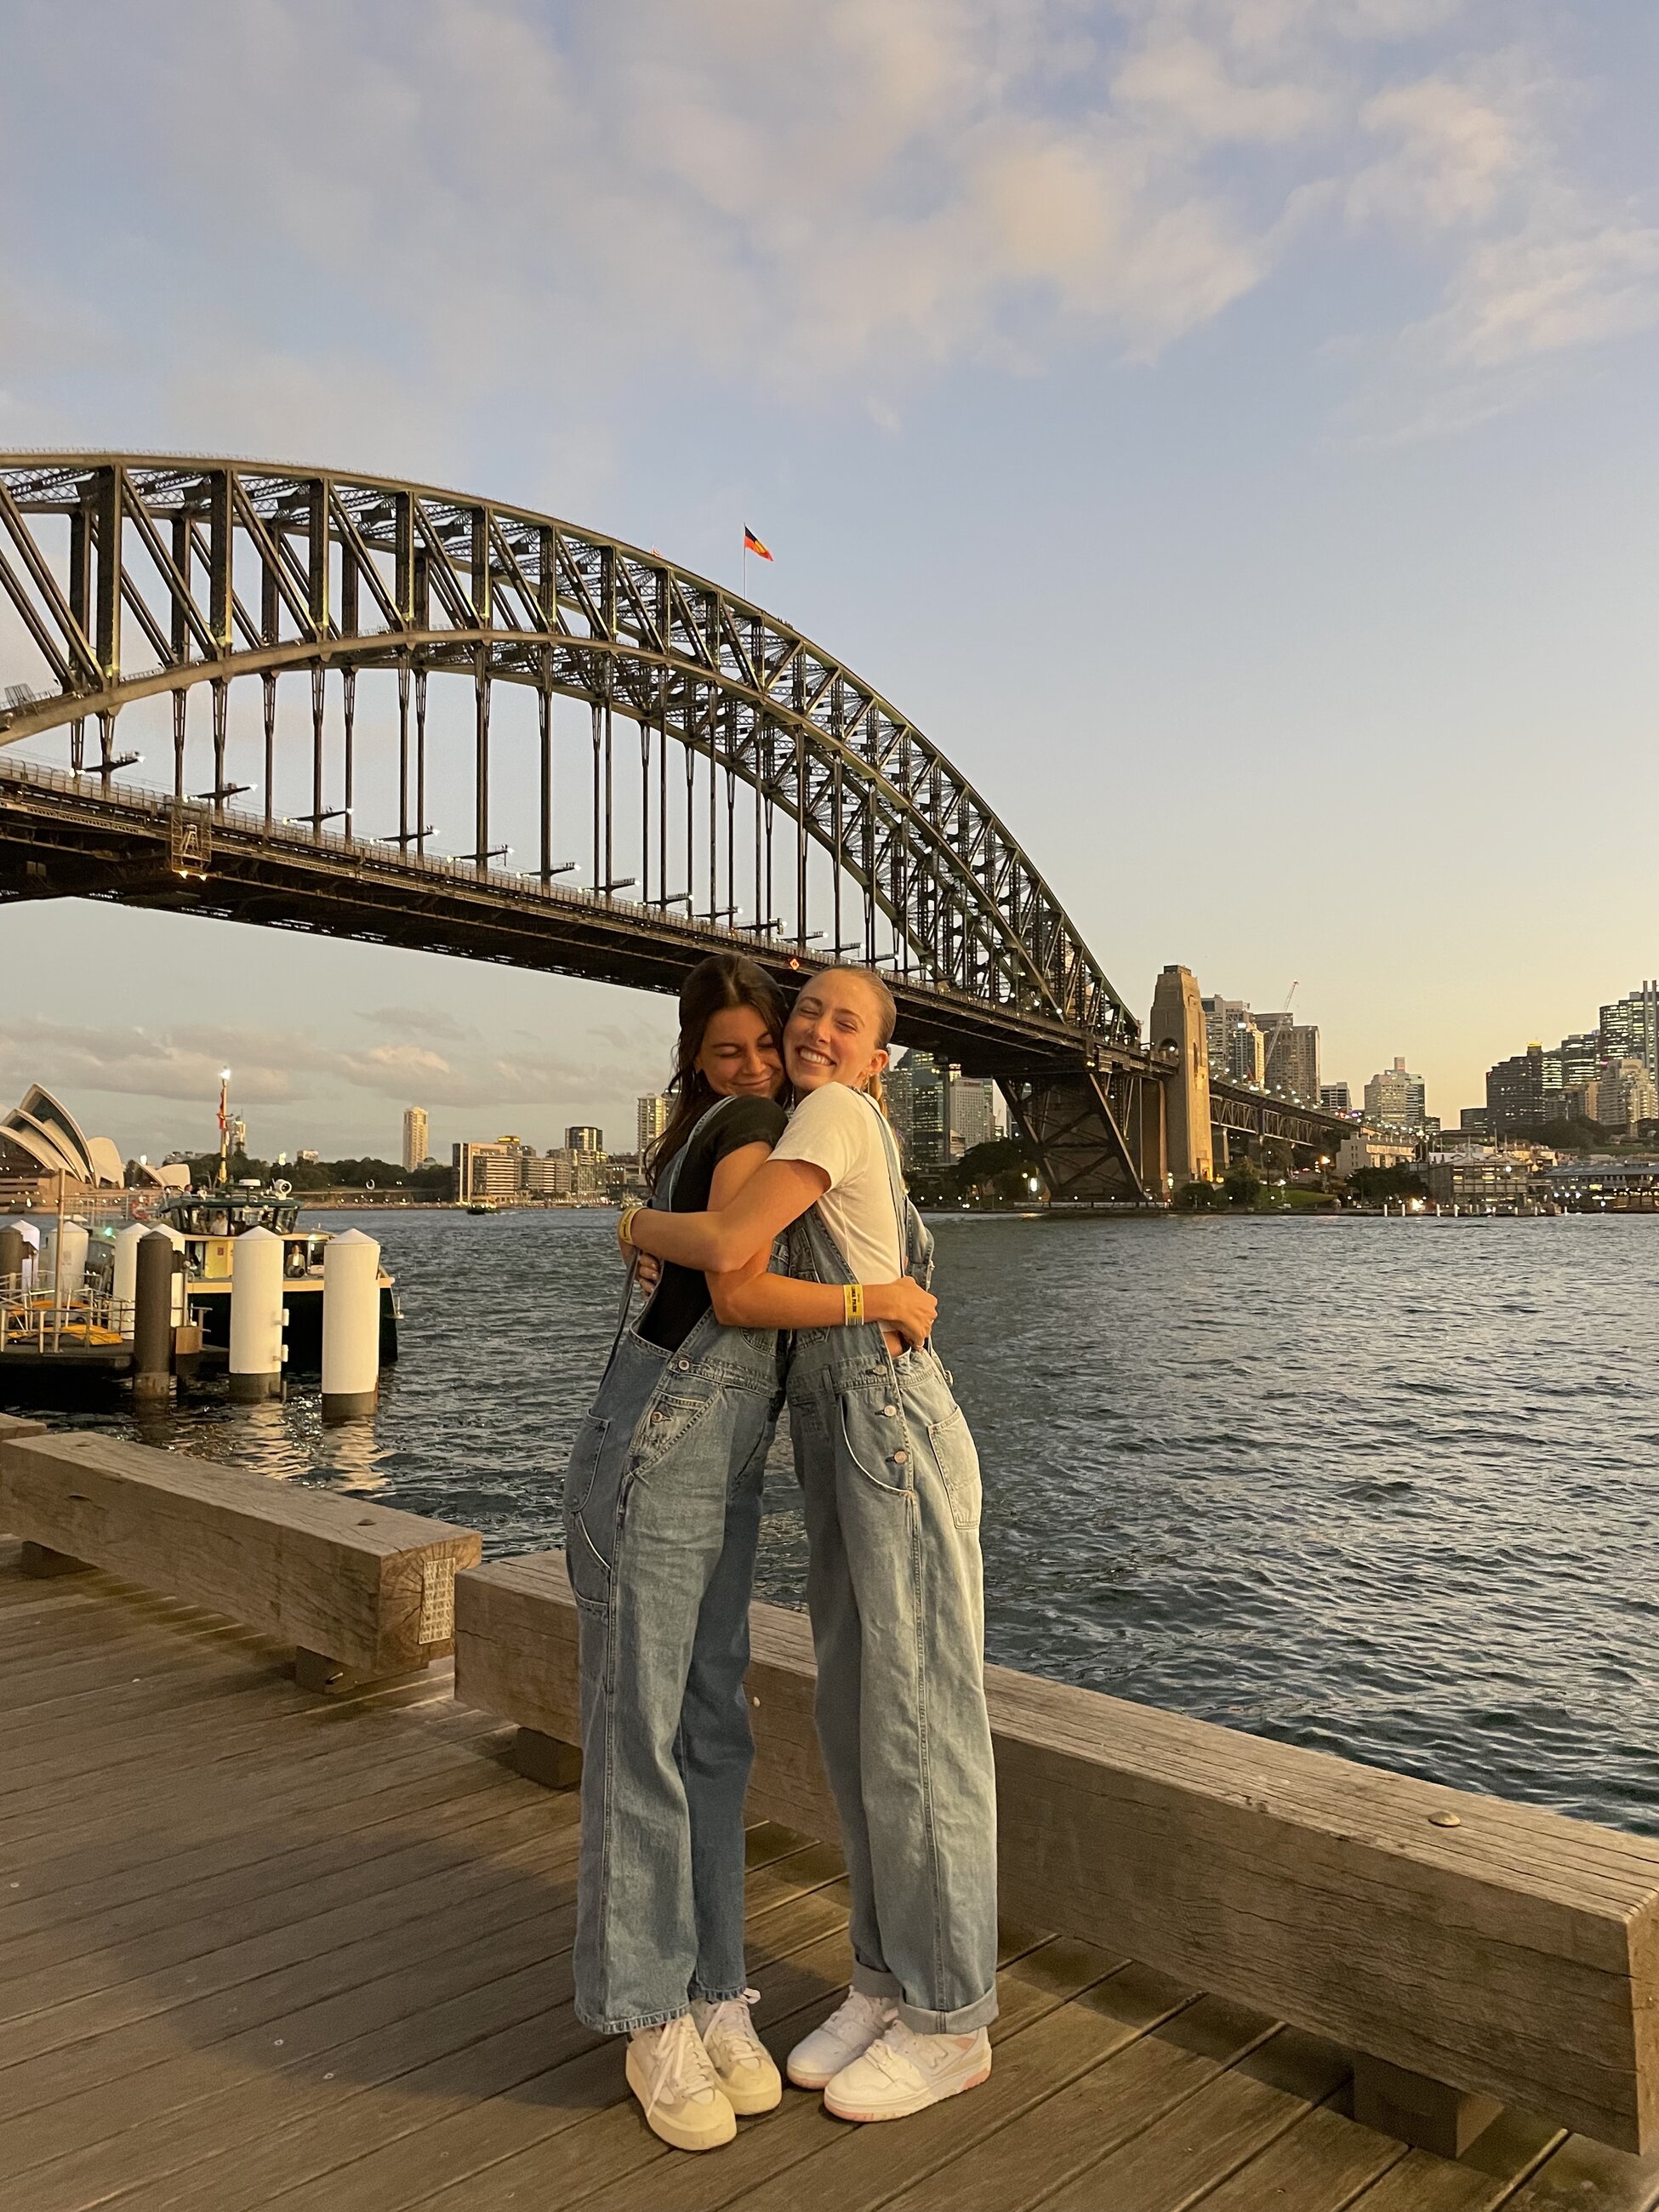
[824,2019,992,2122]
[786,1987,898,2090]
[692,1987,783,2115]
[625,2013,737,2152]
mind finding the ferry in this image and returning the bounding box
[157,1184,400,1369]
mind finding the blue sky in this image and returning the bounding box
[2,0,1656,1160]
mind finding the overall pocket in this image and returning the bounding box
[926,1405,983,1531]
[563,1414,609,1518]
[562,1415,615,1610]
[838,1391,913,1495]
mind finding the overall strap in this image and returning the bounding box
[855,1089,932,1286]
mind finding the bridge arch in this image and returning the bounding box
[0,454,1137,1059]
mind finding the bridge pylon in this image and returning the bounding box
[1149,964,1214,1190]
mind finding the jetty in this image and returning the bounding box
[2,1410,1656,2211]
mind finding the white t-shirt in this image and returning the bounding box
[770,1084,904,1284]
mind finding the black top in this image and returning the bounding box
[636,1093,789,1351]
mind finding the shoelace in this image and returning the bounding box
[821,1989,892,2044]
[701,1987,767,2068]
[643,2016,721,2118]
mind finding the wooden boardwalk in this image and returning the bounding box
[3,1542,1656,2212]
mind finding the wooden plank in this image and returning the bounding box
[1191,2101,1407,2210]
[0,1754,513,1938]
[1497,2130,1659,2209]
[454,1559,1659,2154]
[0,1706,511,1881]
[90,1833,846,2212]
[0,1430,482,1673]
[1033,2029,1351,2210]
[0,1818,585,2146]
[1343,2107,1567,2212]
[0,1777,549,1985]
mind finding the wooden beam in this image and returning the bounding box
[453,1553,1659,2155]
[0,1430,481,1682]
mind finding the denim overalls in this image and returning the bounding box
[562,1105,787,2034]
[784,1092,1001,2036]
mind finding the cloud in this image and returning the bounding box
[0,0,1650,465]
[0,1009,667,1124]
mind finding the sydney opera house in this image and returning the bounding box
[0,1086,124,1199]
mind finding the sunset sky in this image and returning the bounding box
[2,1,1656,1160]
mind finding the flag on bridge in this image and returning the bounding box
[743,527,773,562]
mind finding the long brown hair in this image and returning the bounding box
[647,954,790,1189]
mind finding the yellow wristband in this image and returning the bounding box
[844,1281,865,1326]
[619,1205,644,1251]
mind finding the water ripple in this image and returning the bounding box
[20,1206,1657,1835]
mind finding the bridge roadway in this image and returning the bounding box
[4,1536,1650,2210]
[0,757,1350,1186]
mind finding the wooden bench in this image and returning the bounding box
[0,1422,482,1691]
[454,1548,1659,2161]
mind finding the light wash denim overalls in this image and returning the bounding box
[784,1092,1001,2035]
[562,1101,788,2034]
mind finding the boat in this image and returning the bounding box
[467,1199,498,1216]
[150,1184,400,1370]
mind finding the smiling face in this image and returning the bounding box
[784,971,891,1094]
[694,1002,785,1100]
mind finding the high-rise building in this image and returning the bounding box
[948,1072,998,1157]
[1485,1046,1546,1134]
[1320,1083,1353,1115]
[1593,1058,1659,1129]
[885,1049,949,1171]
[1365,1058,1428,1132]
[1258,1015,1320,1104]
[636,1095,670,1164]
[567,1126,604,1155]
[402,1107,429,1173]
[1600,982,1659,1078]
[1201,996,1253,1084]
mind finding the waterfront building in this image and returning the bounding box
[522,1151,574,1197]
[567,1125,603,1154]
[1320,1083,1353,1115]
[402,1106,429,1174]
[451,1138,526,1203]
[1420,1154,1531,1211]
[1364,1058,1428,1132]
[1336,1126,1419,1175]
[636,1094,670,1162]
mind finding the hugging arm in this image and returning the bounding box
[628,1154,828,1275]
[639,1144,938,1347]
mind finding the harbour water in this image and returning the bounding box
[20,1206,1657,1836]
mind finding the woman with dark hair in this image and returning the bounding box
[565,952,937,2154]
[620,966,999,2130]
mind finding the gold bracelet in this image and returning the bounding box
[843,1281,865,1326]
[619,1205,644,1251]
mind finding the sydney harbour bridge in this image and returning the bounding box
[0,454,1347,1202]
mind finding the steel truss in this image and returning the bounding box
[0,454,1354,1202]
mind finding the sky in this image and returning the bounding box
[2,0,1656,1160]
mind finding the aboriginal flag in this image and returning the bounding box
[743,527,774,562]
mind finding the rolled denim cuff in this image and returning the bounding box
[894,1983,1000,2036]
[849,1958,904,2004]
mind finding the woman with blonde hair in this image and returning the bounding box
[621,965,999,2127]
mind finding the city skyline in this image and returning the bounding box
[3,5,1656,1143]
